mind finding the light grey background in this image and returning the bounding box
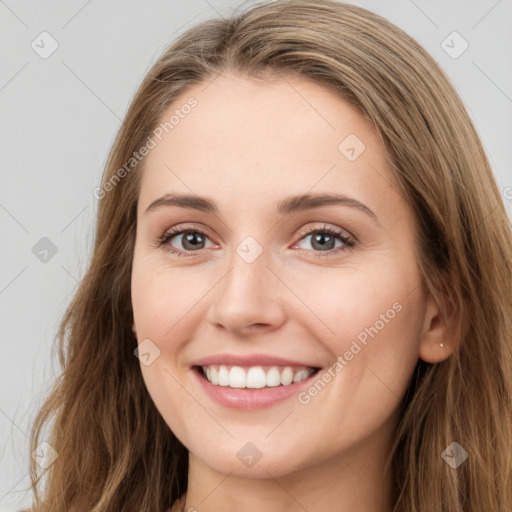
[1,0,511,509]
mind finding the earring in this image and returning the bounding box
[440,343,445,348]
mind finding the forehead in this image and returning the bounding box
[137,72,401,219]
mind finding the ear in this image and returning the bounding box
[419,285,461,363]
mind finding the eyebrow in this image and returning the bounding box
[144,192,379,223]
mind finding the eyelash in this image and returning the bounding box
[155,224,355,258]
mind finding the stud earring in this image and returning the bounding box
[440,343,445,348]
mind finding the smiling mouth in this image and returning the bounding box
[195,364,321,389]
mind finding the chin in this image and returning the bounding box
[189,439,309,479]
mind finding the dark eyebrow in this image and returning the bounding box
[144,192,379,223]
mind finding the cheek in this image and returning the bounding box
[286,259,422,354]
[131,257,204,437]
[291,259,425,415]
[131,258,199,337]
[291,288,423,464]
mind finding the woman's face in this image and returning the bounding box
[131,72,447,478]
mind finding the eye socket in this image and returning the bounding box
[157,226,213,256]
[292,224,355,256]
[156,223,355,257]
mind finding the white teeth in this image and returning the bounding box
[218,365,229,386]
[228,366,246,388]
[266,367,281,387]
[293,369,311,383]
[280,367,294,386]
[202,365,315,389]
[246,367,267,389]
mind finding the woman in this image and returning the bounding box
[27,0,512,511]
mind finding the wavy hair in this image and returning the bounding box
[26,1,512,510]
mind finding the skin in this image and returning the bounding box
[131,72,457,512]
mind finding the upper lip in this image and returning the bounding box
[192,353,321,368]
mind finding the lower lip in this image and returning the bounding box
[192,367,319,410]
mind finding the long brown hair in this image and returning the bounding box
[26,1,512,510]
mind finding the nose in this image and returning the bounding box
[205,247,287,336]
